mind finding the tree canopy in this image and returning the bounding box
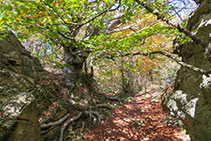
[1,0,211,140]
[0,0,184,50]
[1,0,210,78]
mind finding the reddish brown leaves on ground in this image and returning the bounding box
[83,91,188,141]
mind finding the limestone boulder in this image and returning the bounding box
[0,32,44,141]
[162,0,211,140]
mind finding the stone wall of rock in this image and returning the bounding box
[0,32,44,140]
[162,0,211,140]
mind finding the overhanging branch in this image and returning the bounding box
[134,0,208,48]
[123,50,211,75]
[123,51,211,75]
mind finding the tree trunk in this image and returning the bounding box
[62,46,85,89]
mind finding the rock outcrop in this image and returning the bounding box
[0,32,44,141]
[162,0,211,140]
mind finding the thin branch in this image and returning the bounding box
[193,0,200,4]
[180,0,186,5]
[40,32,62,47]
[42,1,72,26]
[57,31,75,41]
[78,0,121,28]
[46,28,69,47]
[91,31,150,61]
[167,6,186,19]
[123,50,211,75]
[36,1,77,26]
[121,22,158,39]
[172,8,184,21]
[105,19,144,34]
[29,22,78,28]
[134,0,208,48]
[129,27,137,33]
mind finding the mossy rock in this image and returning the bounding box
[162,0,211,140]
[0,32,58,140]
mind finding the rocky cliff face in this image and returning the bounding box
[0,32,44,141]
[162,0,211,140]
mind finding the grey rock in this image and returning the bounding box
[0,32,43,140]
[162,0,211,140]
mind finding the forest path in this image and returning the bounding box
[83,88,190,141]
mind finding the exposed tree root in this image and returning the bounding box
[59,112,82,141]
[96,104,112,109]
[84,110,103,123]
[41,101,113,140]
[106,95,121,101]
[80,121,85,133]
[41,113,70,129]
[40,77,115,140]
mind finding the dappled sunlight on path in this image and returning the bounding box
[83,90,189,141]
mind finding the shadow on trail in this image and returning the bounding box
[83,90,189,141]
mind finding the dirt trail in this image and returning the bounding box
[83,89,189,141]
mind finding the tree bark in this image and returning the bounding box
[62,45,85,88]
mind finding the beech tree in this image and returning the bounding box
[1,0,209,88]
[1,0,211,140]
[1,0,119,87]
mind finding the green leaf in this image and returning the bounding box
[46,0,54,4]
[5,5,13,11]
[121,16,126,24]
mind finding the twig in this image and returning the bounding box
[59,112,82,141]
[134,0,208,48]
[172,8,184,22]
[41,113,70,129]
[105,19,144,34]
[121,22,158,39]
[42,1,69,25]
[77,0,121,30]
[124,50,211,75]
[57,31,75,41]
